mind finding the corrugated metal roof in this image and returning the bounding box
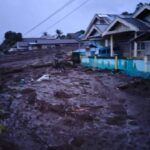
[30,39,79,45]
[121,18,150,31]
[12,42,28,48]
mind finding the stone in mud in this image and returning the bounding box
[48,144,72,150]
[0,138,19,150]
[76,113,94,122]
[128,120,138,126]
[70,137,84,147]
[54,90,72,99]
[106,115,127,126]
[35,101,66,115]
[21,88,37,105]
[63,118,76,126]
[0,110,10,120]
[1,68,24,75]
[110,104,127,116]
[117,84,129,90]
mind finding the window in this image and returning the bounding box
[131,42,145,50]
[131,42,134,50]
[141,42,145,50]
[137,42,145,50]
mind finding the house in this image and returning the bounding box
[9,38,83,52]
[83,5,150,59]
[103,5,150,58]
[28,39,82,50]
[9,41,28,52]
[83,14,122,56]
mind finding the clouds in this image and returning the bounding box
[0,0,149,40]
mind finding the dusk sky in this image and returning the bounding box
[0,0,150,41]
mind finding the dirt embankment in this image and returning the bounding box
[0,51,150,150]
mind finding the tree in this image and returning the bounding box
[0,31,22,53]
[56,29,63,39]
[135,2,144,12]
[121,11,132,15]
[121,2,150,15]
[43,32,48,36]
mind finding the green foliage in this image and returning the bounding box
[0,124,6,134]
[121,2,150,15]
[135,2,150,12]
[43,32,48,36]
[121,11,132,15]
[0,31,23,53]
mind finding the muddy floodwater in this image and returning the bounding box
[0,52,150,150]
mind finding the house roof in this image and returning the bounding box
[133,32,150,41]
[103,17,150,36]
[102,5,150,36]
[29,39,79,45]
[84,14,118,40]
[133,5,150,18]
[121,18,150,31]
[12,42,28,48]
[22,38,45,43]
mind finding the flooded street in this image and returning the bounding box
[0,52,150,150]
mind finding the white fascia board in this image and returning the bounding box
[102,18,139,36]
[86,25,101,39]
[84,14,100,39]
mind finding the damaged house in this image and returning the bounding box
[9,38,83,52]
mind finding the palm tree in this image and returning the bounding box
[56,29,63,39]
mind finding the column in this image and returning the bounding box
[105,39,109,47]
[144,55,148,72]
[110,35,114,57]
[134,32,138,57]
[115,55,118,70]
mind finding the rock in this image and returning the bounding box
[70,137,84,147]
[54,91,72,99]
[48,144,72,150]
[117,84,129,90]
[128,120,138,126]
[106,115,127,126]
[75,113,94,122]
[110,104,127,116]
[21,88,37,105]
[0,138,19,150]
[0,110,10,120]
[31,62,52,69]
[1,67,24,75]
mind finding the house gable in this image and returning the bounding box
[84,14,111,39]
[109,21,130,32]
[89,29,99,37]
[86,26,101,39]
[103,18,139,36]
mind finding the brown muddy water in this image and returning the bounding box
[0,57,150,150]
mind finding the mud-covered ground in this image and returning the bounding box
[0,51,150,150]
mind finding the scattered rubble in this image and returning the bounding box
[0,51,150,150]
[37,74,50,82]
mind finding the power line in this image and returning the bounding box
[45,0,91,31]
[24,0,76,35]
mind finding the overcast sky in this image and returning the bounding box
[0,0,149,40]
